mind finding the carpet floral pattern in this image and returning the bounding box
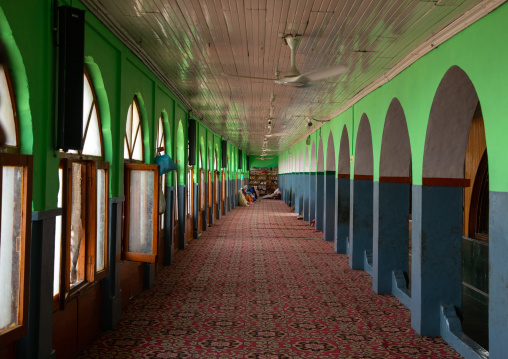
[78,200,462,358]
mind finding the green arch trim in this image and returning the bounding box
[0,7,33,154]
[84,57,112,165]
[160,108,171,186]
[176,120,185,184]
[134,92,151,164]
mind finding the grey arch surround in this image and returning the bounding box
[338,126,350,175]
[310,141,316,172]
[380,98,411,177]
[326,132,336,171]
[354,114,373,176]
[423,66,479,179]
[317,138,324,172]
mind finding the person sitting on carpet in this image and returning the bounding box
[238,189,249,206]
[262,188,281,199]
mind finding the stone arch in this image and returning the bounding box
[423,66,479,179]
[354,114,373,176]
[380,99,411,178]
[326,132,336,171]
[373,98,412,295]
[310,141,317,172]
[338,126,350,175]
[317,138,324,172]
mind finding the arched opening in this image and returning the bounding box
[416,66,488,346]
[295,149,301,214]
[302,147,310,221]
[214,148,220,220]
[350,114,373,270]
[176,121,185,248]
[336,125,350,254]
[315,138,325,231]
[324,132,336,242]
[374,98,412,295]
[198,138,206,232]
[308,141,316,224]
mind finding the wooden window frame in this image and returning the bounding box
[123,163,159,263]
[214,171,219,204]
[0,153,32,346]
[208,170,212,208]
[221,171,225,202]
[55,158,110,309]
[199,169,205,211]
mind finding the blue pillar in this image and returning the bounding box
[202,185,208,230]
[222,181,227,215]
[178,185,187,249]
[164,188,176,262]
[335,177,350,253]
[411,185,462,336]
[193,183,199,238]
[291,173,296,208]
[209,181,215,226]
[298,174,304,214]
[490,191,508,357]
[315,172,325,231]
[216,180,221,220]
[309,173,316,223]
[230,179,235,209]
[373,181,410,294]
[303,174,310,221]
[323,173,335,241]
[294,174,300,214]
[349,179,373,270]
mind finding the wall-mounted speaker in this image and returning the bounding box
[247,155,250,170]
[221,140,227,168]
[188,119,196,165]
[238,149,243,170]
[57,6,85,151]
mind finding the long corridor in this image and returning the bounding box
[77,200,461,358]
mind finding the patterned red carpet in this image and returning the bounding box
[78,200,462,358]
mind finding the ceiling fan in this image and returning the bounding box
[223,35,348,88]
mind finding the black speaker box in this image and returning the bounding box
[188,119,196,165]
[238,149,243,170]
[57,6,85,151]
[247,155,250,170]
[221,140,227,168]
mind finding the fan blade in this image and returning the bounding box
[222,72,277,81]
[264,132,288,137]
[299,64,348,83]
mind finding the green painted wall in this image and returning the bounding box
[281,3,508,193]
[250,156,279,169]
[0,0,242,210]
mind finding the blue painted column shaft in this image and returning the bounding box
[298,174,304,214]
[303,174,310,221]
[178,185,187,249]
[323,174,335,242]
[216,180,221,220]
[209,182,215,226]
[335,178,350,253]
[349,179,373,270]
[309,173,316,224]
[291,173,296,207]
[230,179,235,209]
[193,183,199,238]
[222,181,227,215]
[202,185,208,230]
[411,185,462,336]
[315,172,325,231]
[490,191,508,357]
[373,182,410,294]
[165,188,176,262]
[294,174,300,214]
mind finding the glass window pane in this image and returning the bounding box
[125,104,133,153]
[0,65,17,147]
[53,215,62,297]
[124,139,129,160]
[158,117,164,150]
[82,74,93,138]
[0,166,23,331]
[82,104,102,157]
[96,169,106,271]
[128,170,154,254]
[70,163,84,287]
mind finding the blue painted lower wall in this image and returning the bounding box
[315,173,324,231]
[335,178,350,254]
[303,174,310,221]
[323,174,335,242]
[309,173,316,224]
[349,179,373,270]
[373,181,410,294]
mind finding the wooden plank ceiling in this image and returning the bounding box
[85,0,488,155]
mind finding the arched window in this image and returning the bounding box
[157,115,166,234]
[0,58,33,341]
[68,73,103,157]
[124,97,144,162]
[54,70,110,307]
[0,64,18,149]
